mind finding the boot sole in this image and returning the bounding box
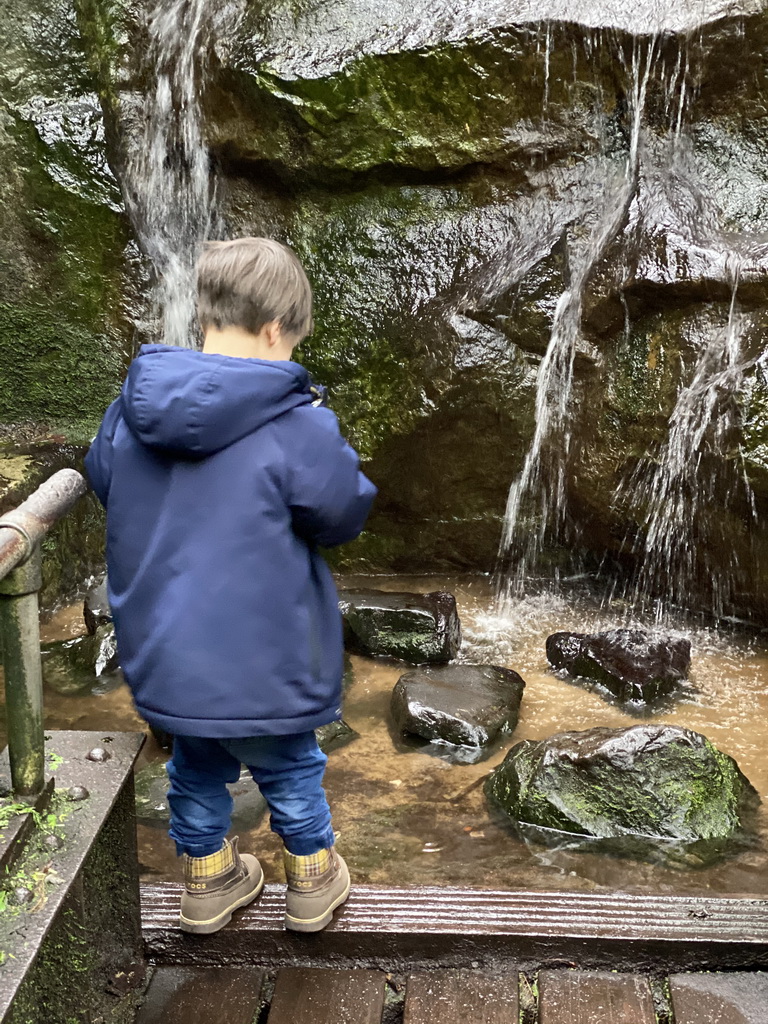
[285,876,351,933]
[180,871,265,935]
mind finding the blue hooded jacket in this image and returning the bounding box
[85,344,377,738]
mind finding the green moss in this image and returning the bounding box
[210,25,607,176]
[0,0,132,432]
[487,727,757,867]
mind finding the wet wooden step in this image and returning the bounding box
[403,970,519,1022]
[670,972,768,1023]
[142,883,768,973]
[135,967,265,1024]
[539,970,656,1024]
[267,967,386,1024]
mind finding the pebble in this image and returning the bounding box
[86,747,111,763]
[10,886,33,906]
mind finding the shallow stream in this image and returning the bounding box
[4,575,768,896]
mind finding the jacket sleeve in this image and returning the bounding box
[84,399,122,508]
[285,406,377,548]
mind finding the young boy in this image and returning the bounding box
[85,237,376,935]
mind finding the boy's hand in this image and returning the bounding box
[309,384,328,407]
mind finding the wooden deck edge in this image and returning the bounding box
[141,883,768,973]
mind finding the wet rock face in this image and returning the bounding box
[486,724,757,864]
[546,629,691,707]
[391,664,525,747]
[339,590,461,663]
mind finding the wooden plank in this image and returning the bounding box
[142,883,768,944]
[142,883,768,973]
[136,967,265,1024]
[267,967,385,1024]
[403,971,519,1023]
[539,970,656,1024]
[670,972,768,1024]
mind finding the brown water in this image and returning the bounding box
[5,576,768,895]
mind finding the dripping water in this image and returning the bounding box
[618,261,757,621]
[497,36,659,607]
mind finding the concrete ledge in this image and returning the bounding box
[0,730,145,1024]
[142,882,768,973]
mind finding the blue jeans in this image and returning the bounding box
[167,732,335,858]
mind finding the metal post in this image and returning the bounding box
[0,547,44,795]
[0,469,87,796]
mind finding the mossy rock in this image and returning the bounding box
[339,589,461,663]
[486,724,759,866]
[0,0,134,435]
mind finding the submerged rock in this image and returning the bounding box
[83,574,112,635]
[391,664,525,747]
[546,629,691,707]
[339,590,461,663]
[486,724,757,865]
[41,624,120,696]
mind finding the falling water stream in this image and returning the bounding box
[121,0,235,348]
[498,36,660,605]
[496,26,767,619]
[621,262,757,620]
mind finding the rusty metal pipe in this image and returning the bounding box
[0,469,87,583]
[0,469,88,794]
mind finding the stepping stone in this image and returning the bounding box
[546,628,690,707]
[135,967,265,1024]
[267,968,385,1024]
[486,724,757,866]
[392,664,525,747]
[670,972,768,1023]
[404,970,519,1023]
[539,970,655,1024]
[339,589,461,663]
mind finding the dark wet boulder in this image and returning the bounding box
[83,574,112,635]
[41,624,120,696]
[486,724,757,864]
[546,629,691,707]
[391,664,524,747]
[339,590,461,663]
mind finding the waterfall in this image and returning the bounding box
[121,0,232,348]
[497,36,659,606]
[620,261,757,620]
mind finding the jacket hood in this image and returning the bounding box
[121,345,314,455]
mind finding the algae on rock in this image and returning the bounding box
[486,724,758,866]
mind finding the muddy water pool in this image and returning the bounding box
[4,575,768,895]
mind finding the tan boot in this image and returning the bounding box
[284,845,350,932]
[180,836,264,935]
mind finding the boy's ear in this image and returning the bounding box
[263,320,282,347]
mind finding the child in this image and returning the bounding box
[85,237,376,934]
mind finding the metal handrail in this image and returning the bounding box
[0,469,88,794]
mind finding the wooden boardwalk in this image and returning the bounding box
[137,883,768,1022]
[135,965,768,1023]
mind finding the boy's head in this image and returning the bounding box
[196,237,313,347]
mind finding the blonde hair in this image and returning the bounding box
[196,237,313,339]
